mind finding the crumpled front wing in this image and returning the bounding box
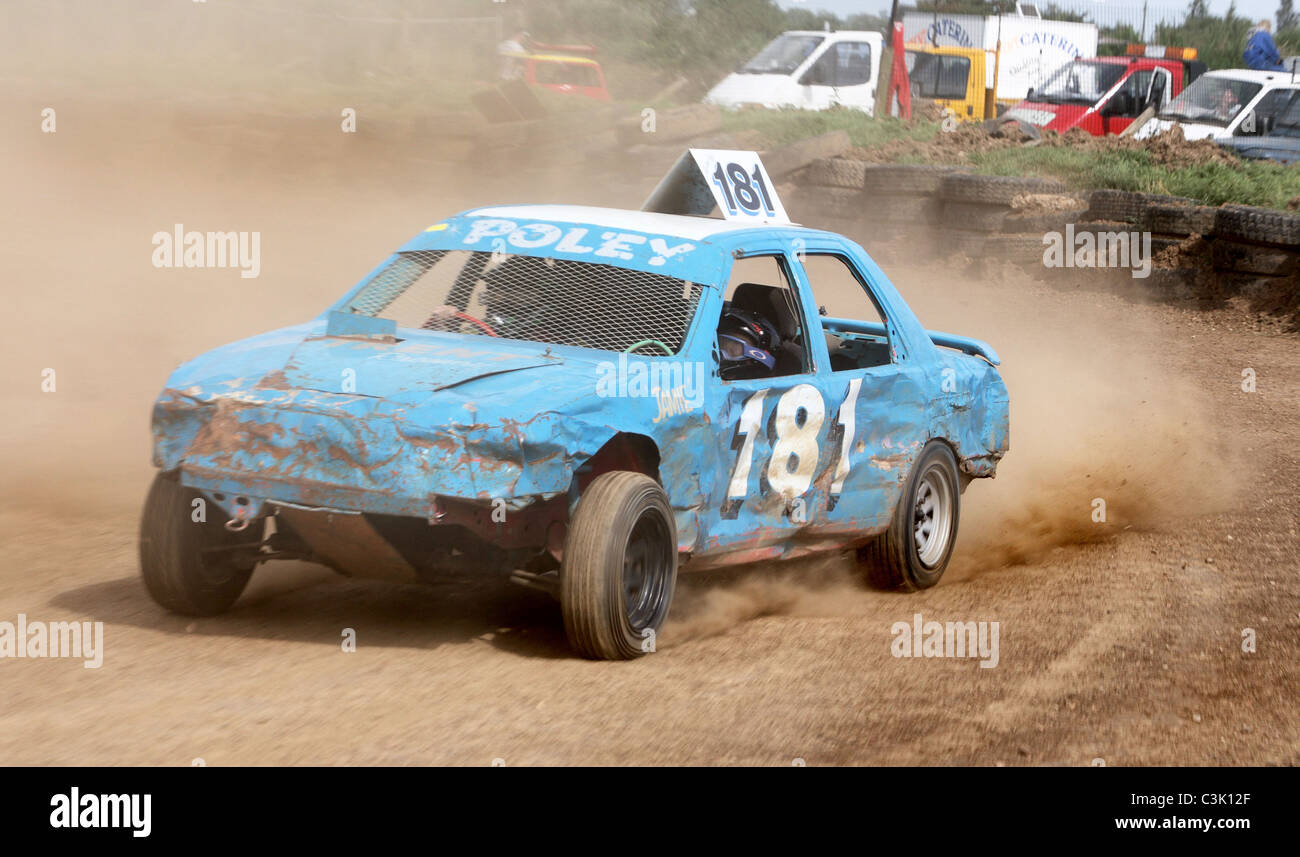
[152,385,592,524]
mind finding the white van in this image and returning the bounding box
[704,30,885,115]
[1136,69,1300,140]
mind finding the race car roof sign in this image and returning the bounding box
[642,149,791,225]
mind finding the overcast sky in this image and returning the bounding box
[777,0,1285,26]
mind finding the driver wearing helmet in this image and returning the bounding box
[717,306,779,380]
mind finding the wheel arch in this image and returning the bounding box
[572,432,662,497]
[925,434,975,489]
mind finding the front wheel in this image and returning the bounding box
[561,472,677,660]
[139,473,259,615]
[859,441,961,591]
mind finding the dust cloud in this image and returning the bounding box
[0,3,542,517]
[0,2,1237,644]
[665,260,1241,643]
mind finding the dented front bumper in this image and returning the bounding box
[151,384,585,524]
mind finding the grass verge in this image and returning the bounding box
[720,107,938,149]
[725,108,1300,210]
[969,146,1300,209]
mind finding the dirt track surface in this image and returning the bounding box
[2,94,1298,765]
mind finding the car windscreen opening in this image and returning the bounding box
[345,249,705,355]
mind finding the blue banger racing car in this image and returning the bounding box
[141,160,1009,660]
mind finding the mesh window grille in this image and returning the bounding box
[346,250,704,355]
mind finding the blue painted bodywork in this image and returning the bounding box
[151,206,1010,567]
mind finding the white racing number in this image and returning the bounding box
[829,377,862,510]
[724,383,861,520]
[766,385,824,496]
[724,390,767,509]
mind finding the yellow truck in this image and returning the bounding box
[903,44,1001,122]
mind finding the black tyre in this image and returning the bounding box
[989,233,1051,266]
[858,442,961,591]
[1086,190,1194,225]
[1085,189,1147,224]
[1210,240,1298,276]
[805,158,869,190]
[940,174,1064,206]
[561,472,677,660]
[1001,207,1086,233]
[796,186,868,221]
[862,164,964,195]
[1214,205,1300,247]
[1070,220,1133,245]
[862,194,940,225]
[1144,204,1216,238]
[139,472,259,616]
[940,201,1010,232]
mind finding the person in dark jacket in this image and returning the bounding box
[1245,20,1286,71]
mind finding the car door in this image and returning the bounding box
[825,40,876,111]
[798,40,875,111]
[907,51,974,120]
[796,41,837,110]
[784,248,931,537]
[1148,67,1171,114]
[1102,69,1153,135]
[705,249,831,551]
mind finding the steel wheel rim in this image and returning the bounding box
[623,509,672,630]
[913,466,954,568]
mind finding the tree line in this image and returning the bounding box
[512,0,1300,84]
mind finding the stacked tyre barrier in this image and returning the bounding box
[1211,206,1300,277]
[791,162,964,255]
[793,158,1300,303]
[1078,189,1195,263]
[936,174,1080,266]
[1068,189,1300,282]
[1143,201,1216,255]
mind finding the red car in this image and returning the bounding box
[1002,48,1205,136]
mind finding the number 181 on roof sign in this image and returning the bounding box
[690,149,790,225]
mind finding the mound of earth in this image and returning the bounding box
[842,116,1242,170]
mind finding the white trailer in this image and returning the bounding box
[902,9,1098,103]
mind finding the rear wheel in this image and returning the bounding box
[561,472,677,660]
[859,441,961,591]
[139,472,259,616]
